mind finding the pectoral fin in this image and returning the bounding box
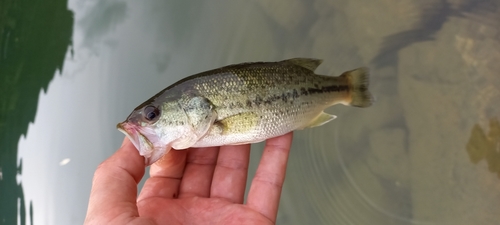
[303,111,336,129]
[216,112,260,135]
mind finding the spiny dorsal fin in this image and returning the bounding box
[284,58,323,71]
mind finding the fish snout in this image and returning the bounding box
[117,122,142,152]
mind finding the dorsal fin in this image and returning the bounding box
[284,58,323,71]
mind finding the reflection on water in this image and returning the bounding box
[373,0,500,68]
[0,0,73,224]
[266,0,500,224]
[467,118,500,178]
[2,0,500,224]
[78,1,127,49]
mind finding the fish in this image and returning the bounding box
[117,58,374,165]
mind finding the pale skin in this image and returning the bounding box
[84,132,293,225]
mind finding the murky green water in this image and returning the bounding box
[1,0,499,224]
[0,0,73,224]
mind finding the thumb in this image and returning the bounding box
[85,138,145,224]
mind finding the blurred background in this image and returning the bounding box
[1,0,500,224]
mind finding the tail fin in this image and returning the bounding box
[342,67,374,107]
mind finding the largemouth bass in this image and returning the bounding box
[117,58,373,165]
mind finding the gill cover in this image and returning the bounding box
[171,96,217,149]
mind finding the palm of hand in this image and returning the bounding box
[137,195,273,224]
[85,133,292,225]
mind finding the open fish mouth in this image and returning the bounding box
[116,122,169,165]
[117,122,154,161]
[117,122,140,150]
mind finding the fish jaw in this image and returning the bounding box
[143,144,172,166]
[116,122,172,166]
[117,122,143,152]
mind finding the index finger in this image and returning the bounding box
[246,132,293,223]
[85,138,145,224]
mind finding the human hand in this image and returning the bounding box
[84,132,293,225]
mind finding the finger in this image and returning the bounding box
[85,138,145,224]
[210,144,251,203]
[137,149,188,201]
[246,132,293,223]
[178,147,219,198]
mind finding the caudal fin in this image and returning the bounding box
[342,67,374,107]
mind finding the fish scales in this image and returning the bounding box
[179,63,347,118]
[117,58,373,165]
[185,64,349,146]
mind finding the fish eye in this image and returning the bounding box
[143,105,160,122]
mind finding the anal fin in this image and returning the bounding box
[303,112,336,128]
